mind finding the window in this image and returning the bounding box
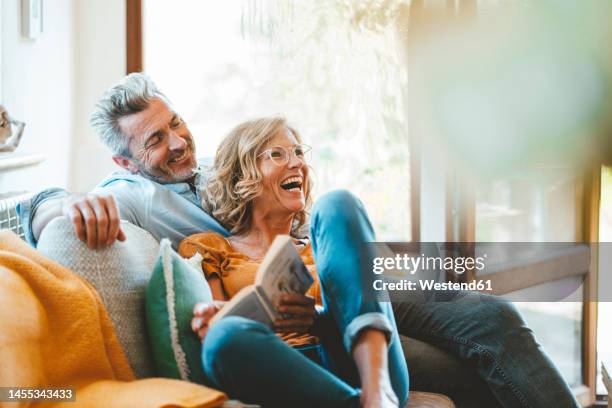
[597,166,612,395]
[142,1,411,241]
[134,2,608,401]
[0,4,3,102]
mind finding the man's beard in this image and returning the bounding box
[132,147,197,184]
[138,161,196,184]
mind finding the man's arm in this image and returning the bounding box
[30,193,125,249]
[30,195,65,241]
[17,188,69,246]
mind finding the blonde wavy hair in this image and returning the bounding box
[202,116,313,236]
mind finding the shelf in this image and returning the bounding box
[0,152,45,172]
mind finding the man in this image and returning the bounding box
[19,73,228,250]
[18,73,579,408]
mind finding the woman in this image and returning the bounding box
[182,116,580,408]
[179,116,408,408]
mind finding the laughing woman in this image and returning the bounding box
[179,116,409,408]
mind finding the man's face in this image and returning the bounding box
[118,97,197,183]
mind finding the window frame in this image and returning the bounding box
[126,0,142,74]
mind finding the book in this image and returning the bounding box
[209,235,314,326]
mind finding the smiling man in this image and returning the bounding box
[19,73,229,249]
[112,97,197,184]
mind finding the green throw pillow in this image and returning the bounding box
[145,239,213,383]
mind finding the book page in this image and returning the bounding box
[210,287,272,326]
[255,235,314,313]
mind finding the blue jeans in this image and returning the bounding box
[201,190,578,408]
[392,293,580,408]
[201,190,410,407]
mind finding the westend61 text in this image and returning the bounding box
[373,279,493,292]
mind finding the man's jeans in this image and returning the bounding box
[199,190,579,408]
[392,293,579,408]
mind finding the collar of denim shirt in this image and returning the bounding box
[161,160,211,207]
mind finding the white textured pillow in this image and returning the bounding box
[38,217,160,378]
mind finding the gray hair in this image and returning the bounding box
[90,73,169,157]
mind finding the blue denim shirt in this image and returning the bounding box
[17,164,230,249]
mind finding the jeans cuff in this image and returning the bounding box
[343,312,394,353]
[16,188,69,247]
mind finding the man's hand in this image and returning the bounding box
[62,194,126,250]
[191,301,225,341]
[273,293,316,333]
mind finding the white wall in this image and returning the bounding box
[0,0,125,196]
[0,0,75,194]
[71,0,125,193]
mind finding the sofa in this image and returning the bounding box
[34,217,495,408]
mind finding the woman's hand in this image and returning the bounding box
[273,294,316,333]
[191,301,225,341]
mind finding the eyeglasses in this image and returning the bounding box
[257,144,312,166]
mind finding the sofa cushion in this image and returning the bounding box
[37,217,160,378]
[146,239,213,383]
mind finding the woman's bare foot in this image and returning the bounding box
[361,379,399,408]
[353,329,400,408]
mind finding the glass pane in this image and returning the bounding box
[597,166,612,395]
[514,301,582,388]
[476,166,577,242]
[143,1,411,241]
[476,166,583,387]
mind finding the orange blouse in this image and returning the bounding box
[179,232,322,347]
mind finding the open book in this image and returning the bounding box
[209,235,314,326]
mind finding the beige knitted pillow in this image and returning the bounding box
[38,217,160,378]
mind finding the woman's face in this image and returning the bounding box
[255,127,309,217]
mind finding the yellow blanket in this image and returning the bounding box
[0,231,227,408]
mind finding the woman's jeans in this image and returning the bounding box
[201,190,409,408]
[201,190,579,408]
